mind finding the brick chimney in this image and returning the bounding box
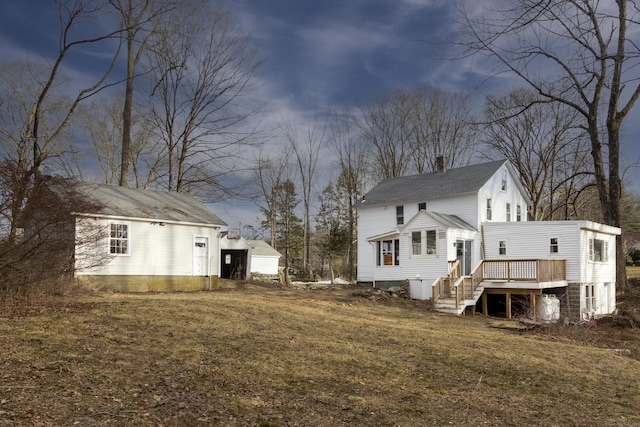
[436,155,448,172]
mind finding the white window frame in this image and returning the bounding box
[516,205,522,222]
[589,238,608,262]
[501,170,508,191]
[506,203,511,222]
[377,239,400,266]
[411,231,422,255]
[396,205,404,225]
[585,284,596,314]
[108,221,131,256]
[498,240,507,256]
[486,199,492,221]
[550,237,559,254]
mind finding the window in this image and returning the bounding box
[589,238,608,262]
[498,240,507,255]
[418,202,426,211]
[426,230,437,255]
[506,203,511,222]
[550,238,559,254]
[109,223,129,255]
[516,205,522,222]
[396,205,404,225]
[486,199,492,220]
[411,230,437,256]
[585,284,596,314]
[377,239,400,266]
[501,170,507,191]
[412,231,422,255]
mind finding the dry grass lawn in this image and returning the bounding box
[1,283,639,426]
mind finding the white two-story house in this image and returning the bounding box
[357,159,620,321]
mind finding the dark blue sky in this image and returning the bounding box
[0,0,639,228]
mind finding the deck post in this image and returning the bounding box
[531,292,536,320]
[506,292,512,320]
[482,292,488,315]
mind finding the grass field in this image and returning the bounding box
[627,265,640,279]
[1,285,639,426]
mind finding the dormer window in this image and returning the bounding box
[396,205,404,225]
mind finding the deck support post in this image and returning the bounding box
[482,292,488,316]
[506,292,512,320]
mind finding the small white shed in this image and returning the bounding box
[249,240,281,278]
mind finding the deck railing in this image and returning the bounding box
[433,259,566,308]
[482,259,566,282]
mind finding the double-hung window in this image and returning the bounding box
[498,240,507,255]
[516,205,522,222]
[412,232,422,255]
[506,203,511,222]
[109,222,130,255]
[486,199,492,220]
[550,238,559,254]
[411,230,437,256]
[396,206,404,225]
[585,284,596,314]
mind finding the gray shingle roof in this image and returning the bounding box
[360,160,508,206]
[425,212,477,232]
[49,183,226,226]
[249,240,282,257]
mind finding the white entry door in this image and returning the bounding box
[193,237,209,276]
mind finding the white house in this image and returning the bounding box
[357,159,621,320]
[49,182,227,292]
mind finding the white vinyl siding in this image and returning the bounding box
[75,217,220,277]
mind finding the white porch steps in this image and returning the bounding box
[434,285,485,315]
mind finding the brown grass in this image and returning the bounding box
[627,265,640,279]
[1,284,639,426]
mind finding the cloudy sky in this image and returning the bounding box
[0,1,639,230]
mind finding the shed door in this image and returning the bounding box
[193,237,209,276]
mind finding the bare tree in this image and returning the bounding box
[254,152,292,248]
[109,0,177,187]
[330,108,369,282]
[79,98,158,187]
[460,0,640,288]
[482,88,593,220]
[358,89,416,180]
[358,88,476,180]
[145,1,259,197]
[0,1,119,242]
[283,116,326,278]
[410,88,476,173]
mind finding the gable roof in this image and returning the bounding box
[360,159,520,207]
[249,240,282,257]
[422,211,477,232]
[49,182,226,226]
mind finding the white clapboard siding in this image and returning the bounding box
[75,217,219,277]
